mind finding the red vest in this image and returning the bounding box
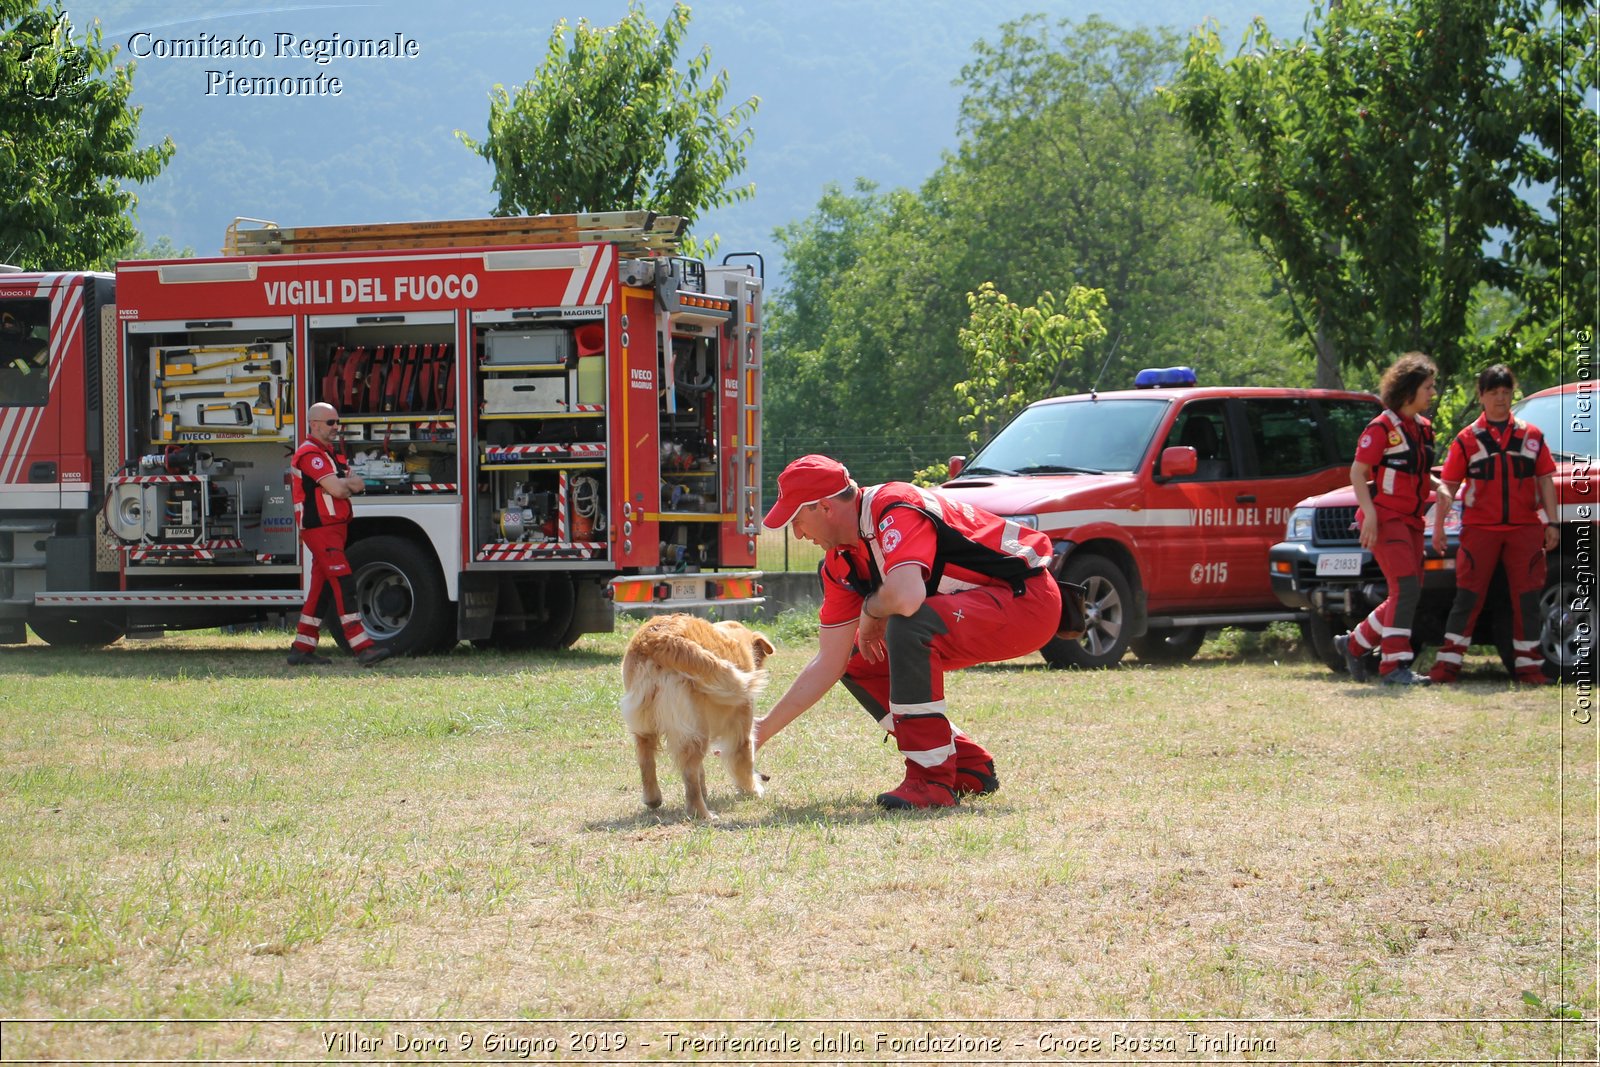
[1445,415,1550,526]
[1364,409,1435,519]
[822,482,1053,600]
[290,439,352,529]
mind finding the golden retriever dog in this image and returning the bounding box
[621,614,774,820]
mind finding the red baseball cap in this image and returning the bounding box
[762,454,853,528]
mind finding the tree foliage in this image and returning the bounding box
[101,232,193,269]
[954,282,1108,443]
[0,1,173,270]
[944,16,1293,392]
[458,1,758,230]
[1165,0,1596,387]
[766,17,1299,462]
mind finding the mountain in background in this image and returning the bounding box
[94,0,1310,290]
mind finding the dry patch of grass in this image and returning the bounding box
[0,623,1592,1063]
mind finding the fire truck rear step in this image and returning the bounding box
[35,591,305,608]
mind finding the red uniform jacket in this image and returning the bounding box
[290,439,353,529]
[1440,413,1555,528]
[1355,409,1435,522]
[817,482,1054,629]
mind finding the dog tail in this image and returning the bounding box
[653,635,768,704]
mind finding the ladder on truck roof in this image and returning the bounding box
[222,211,688,258]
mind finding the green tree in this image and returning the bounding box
[945,16,1297,393]
[763,181,892,440]
[765,16,1298,465]
[94,232,194,270]
[1166,0,1596,387]
[1503,2,1598,362]
[0,2,173,270]
[954,282,1108,444]
[458,1,758,230]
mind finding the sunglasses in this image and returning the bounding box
[315,418,342,426]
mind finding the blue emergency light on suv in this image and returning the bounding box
[1133,366,1198,389]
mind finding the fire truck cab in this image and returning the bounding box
[0,213,763,653]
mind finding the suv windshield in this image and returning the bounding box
[1515,391,1595,460]
[967,397,1168,475]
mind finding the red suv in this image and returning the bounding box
[941,369,1382,667]
[1269,381,1595,680]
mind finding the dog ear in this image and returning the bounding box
[750,633,775,664]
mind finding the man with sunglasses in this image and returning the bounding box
[286,402,390,667]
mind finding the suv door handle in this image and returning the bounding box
[1235,493,1256,503]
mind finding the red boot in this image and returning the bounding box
[877,773,959,810]
[954,759,999,796]
[953,733,999,795]
[876,712,960,809]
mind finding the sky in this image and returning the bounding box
[84,0,1311,289]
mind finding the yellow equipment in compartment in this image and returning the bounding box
[151,342,293,440]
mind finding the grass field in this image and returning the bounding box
[0,616,1593,1064]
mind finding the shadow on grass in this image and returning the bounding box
[964,651,1328,676]
[0,642,620,679]
[585,792,1004,833]
[1332,666,1538,694]
[974,655,1535,689]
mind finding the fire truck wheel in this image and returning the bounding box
[337,536,447,656]
[28,614,125,648]
[486,575,579,650]
[1129,626,1207,664]
[1040,554,1133,669]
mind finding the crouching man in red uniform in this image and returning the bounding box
[1428,365,1558,684]
[286,403,390,668]
[754,455,1062,809]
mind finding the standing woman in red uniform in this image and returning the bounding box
[1427,365,1558,684]
[1335,352,1438,686]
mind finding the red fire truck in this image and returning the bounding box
[0,212,764,653]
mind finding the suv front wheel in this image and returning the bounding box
[1501,576,1578,682]
[1130,625,1207,664]
[1041,553,1132,669]
[1301,611,1350,672]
